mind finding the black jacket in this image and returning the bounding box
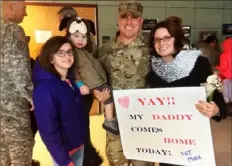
[147,55,227,121]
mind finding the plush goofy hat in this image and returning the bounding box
[68,17,87,34]
[59,16,96,36]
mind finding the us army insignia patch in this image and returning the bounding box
[17,41,25,50]
[17,29,26,50]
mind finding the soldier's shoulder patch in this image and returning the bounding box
[18,28,26,43]
[17,26,27,50]
[17,41,25,50]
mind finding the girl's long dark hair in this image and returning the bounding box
[38,36,77,79]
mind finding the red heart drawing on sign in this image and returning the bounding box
[118,96,130,109]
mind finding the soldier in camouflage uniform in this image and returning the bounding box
[0,1,34,165]
[96,1,154,166]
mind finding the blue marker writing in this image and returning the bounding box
[181,150,192,156]
[187,155,202,162]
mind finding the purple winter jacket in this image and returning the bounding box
[32,61,85,166]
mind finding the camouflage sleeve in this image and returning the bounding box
[97,42,112,69]
[3,24,33,103]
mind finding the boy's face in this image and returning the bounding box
[70,31,87,48]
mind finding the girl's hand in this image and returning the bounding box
[80,85,90,95]
[195,100,219,118]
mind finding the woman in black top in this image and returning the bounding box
[146,17,227,166]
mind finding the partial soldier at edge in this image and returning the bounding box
[1,1,35,166]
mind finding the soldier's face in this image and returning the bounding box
[12,1,27,24]
[52,43,74,73]
[117,13,143,39]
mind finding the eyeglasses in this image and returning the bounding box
[154,36,172,44]
[55,49,74,57]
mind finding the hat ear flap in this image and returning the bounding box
[88,20,96,36]
[59,17,73,31]
[83,19,96,36]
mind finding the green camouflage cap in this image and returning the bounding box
[118,1,143,17]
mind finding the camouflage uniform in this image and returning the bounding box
[97,1,154,165]
[0,20,34,166]
[98,35,152,166]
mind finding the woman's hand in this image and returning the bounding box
[93,88,111,103]
[80,85,90,95]
[195,100,219,118]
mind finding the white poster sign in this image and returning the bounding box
[34,30,52,44]
[113,87,216,166]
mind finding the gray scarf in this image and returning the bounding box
[151,50,202,83]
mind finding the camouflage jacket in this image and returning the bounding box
[0,21,33,108]
[97,36,150,90]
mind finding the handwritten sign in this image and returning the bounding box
[113,87,216,166]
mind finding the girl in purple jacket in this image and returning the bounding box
[32,36,85,166]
